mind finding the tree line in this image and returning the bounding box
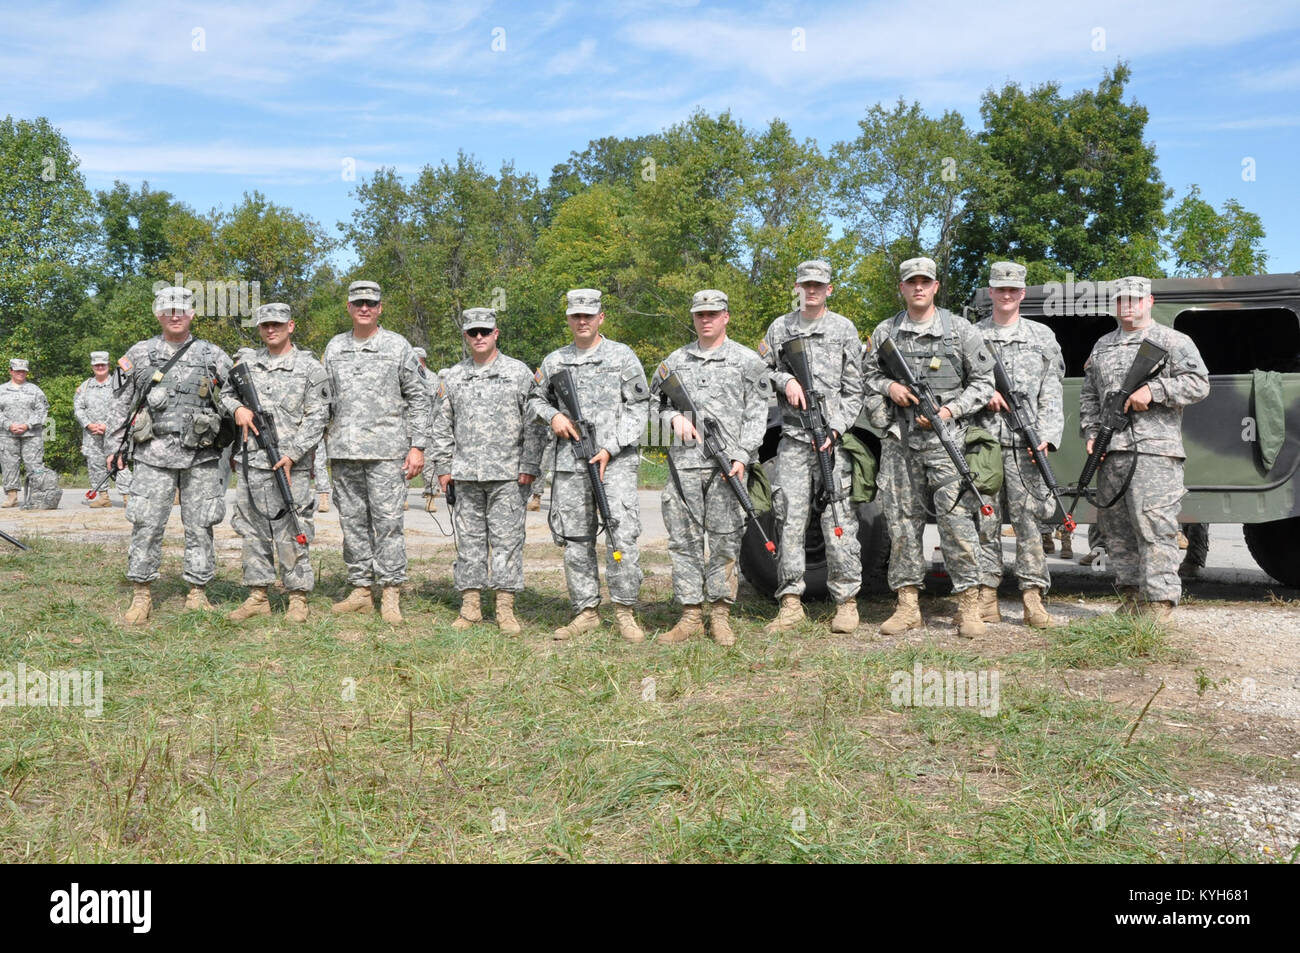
[0,63,1269,473]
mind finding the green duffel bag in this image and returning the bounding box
[964,425,1004,496]
[840,432,878,504]
[747,460,774,516]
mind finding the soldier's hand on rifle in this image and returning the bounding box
[403,448,424,480]
[1123,384,1153,413]
[234,406,260,441]
[916,406,952,430]
[730,460,745,480]
[888,381,919,408]
[590,448,611,481]
[272,455,293,484]
[107,453,123,472]
[1085,438,1104,461]
[784,378,807,410]
[815,431,838,452]
[439,474,453,492]
[987,391,1009,412]
[671,412,699,443]
[518,473,536,486]
[550,412,580,442]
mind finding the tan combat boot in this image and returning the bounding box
[979,586,1002,623]
[526,495,541,512]
[614,604,645,643]
[1116,585,1140,615]
[879,586,922,636]
[1143,600,1175,624]
[1022,587,1056,629]
[185,586,215,611]
[553,607,601,640]
[124,582,152,625]
[764,594,806,633]
[317,493,330,513]
[495,590,521,635]
[332,586,374,614]
[120,493,129,506]
[228,586,271,621]
[660,605,704,644]
[831,599,859,633]
[424,494,437,513]
[89,493,111,509]
[709,601,735,646]
[954,588,986,639]
[286,591,309,623]
[380,586,403,624]
[1,490,17,508]
[452,589,483,630]
[403,497,410,511]
[1057,529,1074,560]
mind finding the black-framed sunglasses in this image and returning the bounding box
[464,327,494,338]
[351,299,380,309]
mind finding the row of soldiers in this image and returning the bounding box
[91,254,1207,641]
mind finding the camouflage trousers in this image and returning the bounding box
[662,465,743,605]
[84,434,132,495]
[231,466,316,591]
[550,450,642,612]
[977,446,1054,592]
[878,439,982,593]
[309,445,331,494]
[1096,451,1184,604]
[773,435,861,602]
[126,459,225,586]
[333,459,409,587]
[0,434,44,491]
[451,479,526,592]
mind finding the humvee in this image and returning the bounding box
[738,272,1300,594]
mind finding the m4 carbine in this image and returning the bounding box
[779,337,844,538]
[550,367,622,561]
[228,361,308,549]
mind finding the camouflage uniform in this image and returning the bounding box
[974,316,1065,592]
[223,344,330,591]
[322,327,430,587]
[651,338,769,605]
[864,308,995,594]
[529,436,556,504]
[527,337,649,612]
[0,377,49,491]
[309,440,331,495]
[106,335,234,585]
[1081,300,1209,605]
[429,351,543,593]
[75,372,133,496]
[420,366,444,498]
[760,308,865,602]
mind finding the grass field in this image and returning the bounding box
[0,537,1291,863]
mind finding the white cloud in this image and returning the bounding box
[544,37,600,76]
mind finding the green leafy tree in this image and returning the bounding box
[1165,185,1268,276]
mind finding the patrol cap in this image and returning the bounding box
[90,351,110,366]
[153,286,194,313]
[795,260,832,284]
[899,257,938,282]
[690,289,729,313]
[988,261,1026,289]
[462,308,497,332]
[9,359,28,372]
[1110,276,1152,300]
[254,302,291,325]
[412,347,427,360]
[565,289,602,315]
[347,280,382,303]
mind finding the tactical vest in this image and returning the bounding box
[888,309,967,402]
[141,347,221,444]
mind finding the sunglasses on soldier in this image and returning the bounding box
[464,327,493,338]
[351,299,380,309]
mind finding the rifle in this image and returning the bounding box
[0,526,29,551]
[1068,339,1169,516]
[779,337,844,538]
[550,368,622,561]
[657,370,776,557]
[228,362,308,554]
[877,337,995,517]
[988,347,1076,532]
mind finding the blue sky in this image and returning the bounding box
[5,0,1299,271]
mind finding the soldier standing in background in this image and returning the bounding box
[759,259,865,634]
[527,436,555,512]
[650,289,769,646]
[429,308,543,634]
[106,286,234,623]
[973,262,1066,628]
[1081,276,1209,621]
[309,439,331,513]
[223,303,330,624]
[321,280,430,625]
[414,346,443,514]
[527,289,649,643]
[864,257,995,639]
[0,358,49,508]
[76,352,133,507]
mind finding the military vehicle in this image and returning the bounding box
[739,273,1300,595]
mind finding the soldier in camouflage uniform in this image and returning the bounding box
[414,347,443,513]
[864,257,996,638]
[527,289,649,642]
[309,438,330,512]
[527,436,555,512]
[973,262,1066,628]
[759,259,865,634]
[1081,276,1209,622]
[651,289,769,646]
[429,308,544,634]
[321,280,430,624]
[0,358,49,508]
[223,304,330,624]
[106,287,235,623]
[75,352,134,508]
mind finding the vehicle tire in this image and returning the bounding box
[1243,518,1300,588]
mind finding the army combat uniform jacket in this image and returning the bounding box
[322,328,430,459]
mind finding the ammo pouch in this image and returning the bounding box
[182,410,223,449]
[964,426,1004,495]
[131,407,155,441]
